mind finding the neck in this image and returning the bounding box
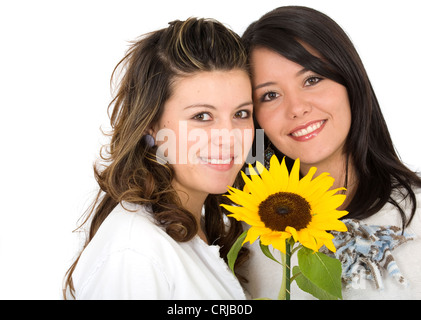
[174,187,209,244]
[300,154,356,210]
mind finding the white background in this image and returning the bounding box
[0,0,420,299]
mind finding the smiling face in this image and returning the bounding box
[152,69,254,199]
[250,47,351,170]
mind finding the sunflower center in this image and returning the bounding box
[258,192,312,232]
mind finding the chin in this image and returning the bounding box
[205,182,234,195]
[207,187,230,195]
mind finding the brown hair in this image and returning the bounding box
[63,17,249,298]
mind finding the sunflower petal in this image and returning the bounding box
[287,158,300,192]
[255,161,278,194]
[269,156,289,192]
[321,238,337,253]
[260,232,289,254]
[241,171,267,202]
[243,226,261,245]
[310,218,348,232]
[221,204,265,227]
[312,192,346,211]
[225,187,260,209]
[285,226,299,242]
[297,228,318,252]
[298,166,318,189]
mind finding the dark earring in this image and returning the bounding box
[143,134,155,147]
[264,142,275,169]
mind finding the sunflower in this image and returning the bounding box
[222,155,348,253]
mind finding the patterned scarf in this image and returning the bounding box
[322,219,415,290]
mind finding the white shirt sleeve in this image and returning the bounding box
[76,248,172,299]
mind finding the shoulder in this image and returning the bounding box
[78,202,183,264]
[72,203,178,298]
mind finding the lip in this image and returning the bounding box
[289,119,327,142]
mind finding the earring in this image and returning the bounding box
[143,134,155,147]
[264,142,275,169]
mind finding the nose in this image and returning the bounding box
[210,119,236,149]
[284,90,312,119]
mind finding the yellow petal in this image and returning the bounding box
[297,166,318,194]
[310,218,348,232]
[269,156,289,192]
[296,228,318,252]
[287,158,300,192]
[303,174,335,201]
[312,192,346,211]
[254,161,265,175]
[243,226,261,245]
[221,205,265,227]
[285,226,299,242]
[321,238,337,253]
[225,187,260,209]
[255,161,278,194]
[260,232,290,254]
[241,171,267,202]
[306,227,335,240]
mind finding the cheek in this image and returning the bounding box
[256,107,275,133]
[255,107,283,146]
[327,93,352,135]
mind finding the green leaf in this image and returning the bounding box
[296,247,342,300]
[227,230,248,274]
[259,242,282,265]
[293,266,340,300]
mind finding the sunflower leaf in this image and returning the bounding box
[259,242,282,265]
[296,247,343,300]
[227,230,248,275]
[292,266,340,300]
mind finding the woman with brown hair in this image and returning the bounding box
[63,18,254,299]
[242,6,421,299]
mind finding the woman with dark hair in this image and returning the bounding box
[63,18,253,299]
[241,6,421,299]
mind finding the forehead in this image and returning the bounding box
[165,70,251,109]
[250,48,304,79]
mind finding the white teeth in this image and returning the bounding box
[291,120,325,137]
[200,157,232,164]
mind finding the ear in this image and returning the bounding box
[146,126,157,139]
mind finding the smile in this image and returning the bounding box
[289,120,327,141]
[199,157,233,165]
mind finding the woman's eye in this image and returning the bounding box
[304,76,323,87]
[261,91,279,102]
[234,110,250,119]
[192,112,212,121]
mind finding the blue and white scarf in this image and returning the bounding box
[323,219,415,290]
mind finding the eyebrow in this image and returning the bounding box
[254,82,277,90]
[253,68,310,91]
[184,101,253,110]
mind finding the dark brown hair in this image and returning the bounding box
[242,6,421,227]
[63,17,249,298]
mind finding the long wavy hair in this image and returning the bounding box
[63,18,249,298]
[242,6,421,228]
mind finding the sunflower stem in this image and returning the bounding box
[278,252,286,300]
[278,239,291,300]
[285,239,291,300]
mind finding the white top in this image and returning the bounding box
[242,187,421,300]
[72,203,246,299]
